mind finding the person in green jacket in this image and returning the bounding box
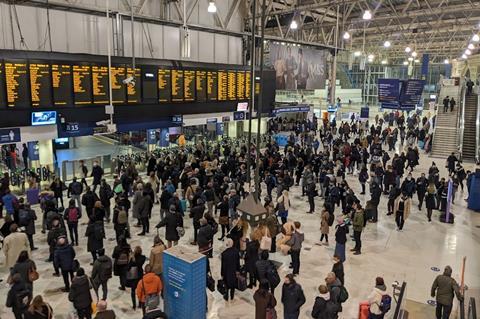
[350,201,365,255]
[431,265,463,319]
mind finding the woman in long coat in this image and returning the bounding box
[320,208,330,245]
[155,205,183,248]
[425,183,437,222]
[220,238,240,301]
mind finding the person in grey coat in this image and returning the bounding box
[431,265,463,319]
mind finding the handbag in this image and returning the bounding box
[72,259,80,273]
[207,274,215,292]
[260,235,272,251]
[236,272,247,291]
[126,265,139,281]
[217,279,226,295]
[28,268,39,282]
[87,277,98,314]
[176,226,185,237]
[142,279,160,310]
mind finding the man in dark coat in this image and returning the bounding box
[220,238,240,301]
[197,217,213,256]
[69,267,93,319]
[137,191,152,236]
[91,161,104,192]
[156,205,183,247]
[446,153,458,174]
[85,219,105,262]
[281,274,306,319]
[416,173,428,210]
[54,237,76,292]
[82,186,99,218]
[99,179,113,222]
[189,199,205,245]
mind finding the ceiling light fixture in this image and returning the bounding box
[468,43,475,50]
[462,54,468,59]
[363,10,372,20]
[444,59,449,64]
[465,49,472,55]
[405,46,411,53]
[408,57,413,61]
[207,1,217,13]
[383,41,391,48]
[414,59,420,63]
[368,54,375,60]
[290,20,298,30]
[473,34,480,42]
[403,61,409,65]
[411,51,418,57]
[343,32,351,40]
[354,51,362,57]
[381,60,387,65]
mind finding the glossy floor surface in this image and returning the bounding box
[1,142,479,319]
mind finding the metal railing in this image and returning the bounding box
[476,94,480,164]
[458,83,467,161]
[468,297,477,319]
[393,282,408,319]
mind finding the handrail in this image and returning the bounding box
[393,282,407,319]
[468,297,477,319]
[458,83,466,161]
[476,93,480,164]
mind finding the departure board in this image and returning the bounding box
[171,70,184,102]
[184,70,195,102]
[126,67,141,103]
[245,71,251,99]
[217,71,228,101]
[142,68,158,103]
[207,71,218,101]
[236,71,246,100]
[92,65,109,104]
[196,71,207,102]
[5,61,29,107]
[29,63,52,107]
[256,82,261,95]
[0,63,6,108]
[158,69,171,103]
[110,66,126,104]
[227,71,237,100]
[73,65,92,105]
[52,64,73,106]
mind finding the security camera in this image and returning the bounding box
[123,76,135,87]
[96,120,110,126]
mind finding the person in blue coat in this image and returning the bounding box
[2,189,18,216]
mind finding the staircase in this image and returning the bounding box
[462,93,478,161]
[431,85,462,158]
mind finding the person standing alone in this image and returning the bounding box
[431,265,463,319]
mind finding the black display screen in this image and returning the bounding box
[184,70,195,102]
[196,70,207,102]
[171,70,184,102]
[158,69,171,103]
[110,65,126,104]
[5,61,30,107]
[73,64,92,105]
[52,64,73,106]
[207,71,218,101]
[126,67,141,103]
[92,65,109,104]
[142,67,158,103]
[29,62,52,107]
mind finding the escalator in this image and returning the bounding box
[462,93,479,162]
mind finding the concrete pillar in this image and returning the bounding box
[38,140,54,168]
[228,122,237,138]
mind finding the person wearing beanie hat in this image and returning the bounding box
[431,265,463,319]
[69,267,94,319]
[94,300,116,319]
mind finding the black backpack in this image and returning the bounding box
[266,262,280,288]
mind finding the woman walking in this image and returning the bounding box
[10,250,37,297]
[320,208,330,245]
[253,280,277,319]
[425,182,437,222]
[394,192,411,231]
[277,190,290,225]
[126,246,146,310]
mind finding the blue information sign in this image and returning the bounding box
[216,122,224,135]
[27,141,40,161]
[378,79,401,109]
[172,115,183,124]
[233,111,246,121]
[147,129,157,145]
[0,128,21,144]
[360,107,369,119]
[159,128,169,147]
[400,79,425,110]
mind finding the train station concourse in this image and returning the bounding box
[0,1,479,319]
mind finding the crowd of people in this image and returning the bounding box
[0,109,472,319]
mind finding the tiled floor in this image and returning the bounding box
[1,140,479,319]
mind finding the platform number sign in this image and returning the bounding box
[66,122,80,132]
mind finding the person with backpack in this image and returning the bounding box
[68,177,84,214]
[431,265,463,319]
[312,284,339,319]
[99,179,113,223]
[112,200,129,243]
[18,202,37,250]
[155,204,183,248]
[112,236,131,291]
[91,161,104,192]
[255,250,280,294]
[325,272,347,315]
[54,237,76,292]
[149,236,166,277]
[6,273,31,319]
[136,264,163,315]
[91,248,113,300]
[10,250,37,298]
[64,199,81,246]
[253,279,277,319]
[367,277,391,319]
[281,273,306,319]
[126,246,146,310]
[85,218,105,263]
[197,217,214,257]
[287,221,304,276]
[69,267,94,319]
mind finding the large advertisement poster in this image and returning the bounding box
[269,43,327,90]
